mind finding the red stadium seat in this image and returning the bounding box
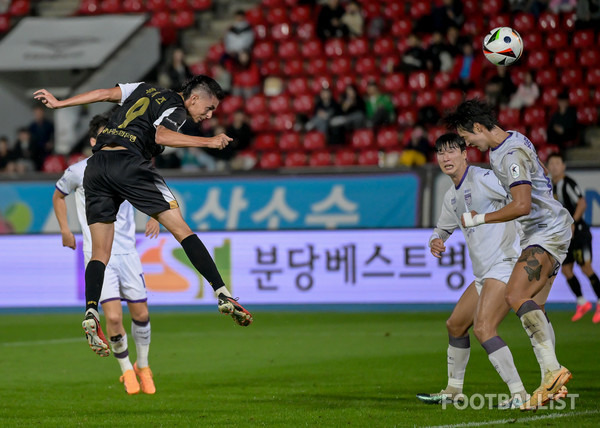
[416,90,437,108]
[373,38,395,56]
[287,77,310,96]
[554,50,576,68]
[523,107,546,126]
[428,126,447,145]
[465,147,482,163]
[433,72,452,90]
[205,42,224,62]
[306,58,328,75]
[0,14,10,33]
[522,33,542,50]
[489,14,510,29]
[462,0,479,16]
[410,1,431,19]
[310,76,333,94]
[355,57,377,75]
[481,0,502,15]
[537,144,560,163]
[303,131,326,151]
[284,151,307,168]
[408,72,429,90]
[272,113,295,132]
[252,40,275,61]
[347,38,369,57]
[219,96,244,115]
[259,151,282,169]
[42,155,68,173]
[308,150,332,167]
[9,0,30,16]
[581,50,600,67]
[279,132,302,151]
[334,75,355,96]
[173,10,195,28]
[577,106,599,126]
[259,59,281,76]
[290,5,312,23]
[440,90,463,110]
[376,127,399,149]
[147,0,168,11]
[262,0,285,8]
[333,149,357,166]
[282,59,304,76]
[541,87,560,108]
[397,108,418,127]
[351,129,375,150]
[379,55,399,73]
[383,1,405,20]
[357,75,380,95]
[586,68,600,86]
[463,15,484,36]
[383,73,405,93]
[254,133,277,150]
[562,11,576,30]
[536,69,557,87]
[190,0,211,11]
[278,40,299,59]
[253,23,269,41]
[392,91,413,109]
[330,57,352,75]
[292,94,315,115]
[593,89,600,106]
[569,87,590,106]
[527,51,549,69]
[271,23,291,41]
[390,18,412,38]
[465,89,485,100]
[573,30,595,49]
[545,32,568,50]
[361,2,381,19]
[100,0,122,13]
[529,126,547,145]
[249,113,271,132]
[324,38,347,57]
[266,7,288,25]
[68,153,87,166]
[538,12,558,31]
[268,94,291,114]
[78,0,100,15]
[357,150,379,166]
[300,39,322,58]
[169,0,191,11]
[296,22,316,40]
[560,69,583,87]
[512,13,535,33]
[123,0,146,13]
[498,108,521,128]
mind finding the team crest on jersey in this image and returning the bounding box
[464,190,472,207]
[510,163,520,178]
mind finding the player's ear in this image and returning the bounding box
[90,137,96,147]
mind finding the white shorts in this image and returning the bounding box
[84,252,147,304]
[474,257,517,295]
[521,225,572,268]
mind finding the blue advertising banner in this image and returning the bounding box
[0,173,420,233]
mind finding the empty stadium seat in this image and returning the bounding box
[278,40,299,59]
[376,127,399,149]
[529,126,547,145]
[351,129,375,150]
[586,68,600,86]
[300,39,322,58]
[408,72,429,90]
[259,151,282,169]
[330,57,352,75]
[569,87,590,106]
[396,108,418,127]
[489,14,510,29]
[296,22,315,40]
[190,0,211,11]
[481,0,502,15]
[324,38,347,57]
[357,150,379,166]
[306,58,328,75]
[9,0,30,16]
[42,155,68,173]
[383,1,405,20]
[522,33,542,50]
[282,59,304,76]
[355,57,377,75]
[78,0,100,15]
[538,12,558,31]
[410,1,431,19]
[390,18,412,38]
[560,69,583,87]
[219,96,244,115]
[123,0,146,13]
[292,94,314,115]
[433,72,452,90]
[541,87,560,108]
[249,113,271,132]
[303,131,326,150]
[581,50,600,67]
[308,150,332,167]
[289,5,311,24]
[279,132,302,151]
[285,151,307,167]
[536,69,557,87]
[268,94,291,114]
[527,51,549,69]
[523,107,546,126]
[416,90,437,108]
[373,38,395,56]
[272,113,295,132]
[0,14,10,33]
[169,0,191,11]
[254,133,277,150]
[498,108,521,128]
[465,147,482,163]
[333,149,356,166]
[512,13,535,32]
[173,10,195,29]
[347,38,369,57]
[545,32,568,50]
[440,90,463,110]
[100,0,122,13]
[287,77,310,96]
[259,59,281,76]
[252,40,275,61]
[310,76,333,93]
[537,144,560,163]
[383,73,405,93]
[577,106,598,126]
[266,7,287,25]
[573,30,595,49]
[147,0,168,11]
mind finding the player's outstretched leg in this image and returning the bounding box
[217,293,253,326]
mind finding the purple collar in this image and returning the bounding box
[455,165,470,190]
[491,131,513,152]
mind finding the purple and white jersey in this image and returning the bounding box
[489,131,573,241]
[431,166,520,279]
[55,158,136,255]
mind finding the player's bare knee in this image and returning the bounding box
[104,311,122,329]
[446,317,466,337]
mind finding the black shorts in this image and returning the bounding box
[564,224,593,265]
[83,150,178,225]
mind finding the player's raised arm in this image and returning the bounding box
[52,189,76,250]
[155,125,232,149]
[33,87,122,109]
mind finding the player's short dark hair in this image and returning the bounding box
[546,152,564,162]
[435,133,466,152]
[88,114,108,139]
[443,99,500,132]
[181,75,225,101]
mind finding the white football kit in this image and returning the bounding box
[431,166,521,294]
[489,131,573,265]
[56,158,147,304]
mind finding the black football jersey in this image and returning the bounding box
[93,82,187,159]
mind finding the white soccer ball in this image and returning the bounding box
[483,27,524,66]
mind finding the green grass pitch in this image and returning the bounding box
[0,309,598,427]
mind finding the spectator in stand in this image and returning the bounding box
[341,1,364,38]
[316,0,348,40]
[205,110,253,167]
[306,88,340,138]
[508,71,539,109]
[425,31,454,72]
[29,104,54,170]
[576,0,600,29]
[485,66,517,108]
[212,63,232,95]
[432,0,465,34]
[364,81,395,128]
[445,26,466,57]
[450,42,482,92]
[400,34,427,72]
[549,0,576,12]
[329,84,366,144]
[11,127,36,173]
[163,47,193,91]
[224,10,255,57]
[0,136,12,173]
[229,51,261,99]
[399,125,430,167]
[547,90,578,149]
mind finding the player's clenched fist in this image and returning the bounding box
[207,134,232,149]
[429,238,446,258]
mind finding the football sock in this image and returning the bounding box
[566,276,583,299]
[181,235,225,291]
[110,333,133,374]
[215,286,232,298]
[85,260,105,312]
[588,273,600,299]
[132,318,151,368]
[481,336,525,395]
[447,334,470,391]
[517,300,560,375]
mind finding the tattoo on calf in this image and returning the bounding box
[518,246,546,282]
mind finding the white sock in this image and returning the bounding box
[131,319,151,368]
[576,296,587,306]
[482,336,525,395]
[109,333,134,374]
[447,335,470,392]
[519,306,560,374]
[215,286,232,298]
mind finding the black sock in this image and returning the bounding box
[180,234,225,291]
[85,260,106,312]
[589,273,600,299]
[567,276,582,298]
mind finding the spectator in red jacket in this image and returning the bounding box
[450,42,483,92]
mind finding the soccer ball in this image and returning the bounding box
[482,27,524,66]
